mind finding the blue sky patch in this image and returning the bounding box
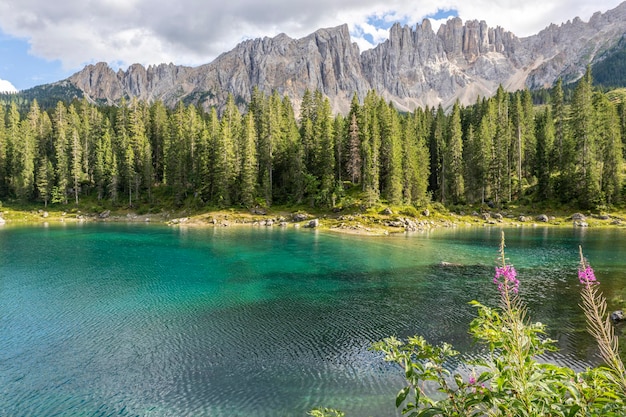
[426,9,459,20]
[0,30,71,90]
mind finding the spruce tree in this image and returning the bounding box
[594,92,623,205]
[446,101,464,204]
[570,67,600,207]
[239,111,258,207]
[534,107,555,201]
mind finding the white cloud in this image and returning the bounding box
[0,0,623,73]
[0,78,17,93]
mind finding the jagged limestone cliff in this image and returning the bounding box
[66,2,626,113]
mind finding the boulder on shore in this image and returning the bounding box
[306,219,319,228]
[292,213,308,222]
[610,310,624,323]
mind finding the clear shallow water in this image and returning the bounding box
[1,224,625,416]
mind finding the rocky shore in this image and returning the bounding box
[0,206,624,235]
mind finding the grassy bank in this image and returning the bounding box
[1,197,624,234]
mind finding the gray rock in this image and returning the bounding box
[536,214,549,222]
[306,219,319,228]
[381,207,393,215]
[611,310,624,323]
[571,213,586,221]
[493,213,503,220]
[481,213,491,220]
[292,213,308,222]
[99,210,111,219]
[518,216,527,222]
[62,4,626,115]
[574,221,589,227]
[405,220,418,232]
[422,209,430,217]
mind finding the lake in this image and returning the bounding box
[1,224,625,416]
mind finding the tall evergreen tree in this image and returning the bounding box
[52,101,70,204]
[379,100,403,205]
[238,111,258,207]
[570,67,600,207]
[534,107,555,201]
[594,92,623,205]
[445,101,464,204]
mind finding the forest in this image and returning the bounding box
[0,68,624,213]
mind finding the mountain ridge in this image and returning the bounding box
[35,1,626,112]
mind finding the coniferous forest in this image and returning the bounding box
[0,68,624,212]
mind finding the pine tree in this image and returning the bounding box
[535,107,555,201]
[149,100,168,184]
[212,94,240,206]
[492,86,511,204]
[52,101,70,204]
[70,127,83,204]
[570,67,601,207]
[476,99,496,203]
[361,91,380,206]
[430,105,446,202]
[445,101,464,204]
[379,100,403,205]
[594,92,623,205]
[36,155,54,207]
[239,111,258,207]
[401,111,429,205]
[346,112,362,185]
[313,95,335,207]
[521,90,536,190]
[0,105,7,196]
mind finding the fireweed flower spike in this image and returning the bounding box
[578,253,598,286]
[494,264,519,294]
[578,246,626,390]
[494,231,520,295]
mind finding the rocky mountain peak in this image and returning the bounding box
[61,2,626,113]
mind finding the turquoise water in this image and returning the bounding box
[1,224,625,416]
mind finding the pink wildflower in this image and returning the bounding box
[578,265,597,286]
[468,376,477,385]
[494,264,519,294]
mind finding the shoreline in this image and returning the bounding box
[1,206,624,235]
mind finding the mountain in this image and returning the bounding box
[0,79,17,93]
[25,1,626,113]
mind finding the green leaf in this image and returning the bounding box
[566,405,581,417]
[396,386,410,408]
[417,407,445,417]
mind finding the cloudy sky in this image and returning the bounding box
[0,0,623,91]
